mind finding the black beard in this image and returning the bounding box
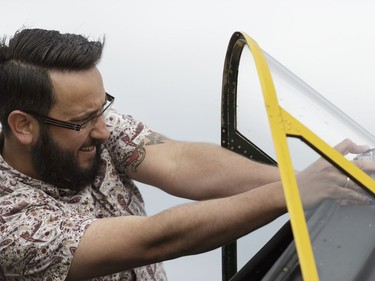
[31,126,102,191]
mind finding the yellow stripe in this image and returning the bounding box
[241,32,319,281]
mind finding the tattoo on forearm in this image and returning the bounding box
[144,132,165,145]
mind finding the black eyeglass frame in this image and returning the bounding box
[23,92,115,131]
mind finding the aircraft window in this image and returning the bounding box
[233,33,375,280]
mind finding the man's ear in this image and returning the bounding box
[7,110,38,145]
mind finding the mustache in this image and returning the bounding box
[82,139,105,148]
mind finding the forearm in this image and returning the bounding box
[130,139,281,200]
[149,181,286,257]
[67,182,286,280]
[171,142,280,198]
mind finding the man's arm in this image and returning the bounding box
[125,133,375,201]
[126,132,281,200]
[66,180,286,280]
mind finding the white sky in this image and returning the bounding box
[2,0,375,280]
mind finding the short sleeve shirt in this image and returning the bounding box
[0,110,167,281]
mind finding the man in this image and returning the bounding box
[0,28,372,280]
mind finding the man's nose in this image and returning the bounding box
[90,115,110,141]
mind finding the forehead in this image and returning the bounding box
[49,67,105,116]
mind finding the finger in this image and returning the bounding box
[341,176,374,198]
[333,139,370,155]
[336,198,367,206]
[334,187,373,204]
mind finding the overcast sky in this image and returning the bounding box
[2,1,375,280]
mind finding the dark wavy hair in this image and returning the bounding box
[0,28,104,135]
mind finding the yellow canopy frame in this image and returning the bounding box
[238,31,375,281]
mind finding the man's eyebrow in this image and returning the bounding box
[70,95,107,122]
[69,111,96,122]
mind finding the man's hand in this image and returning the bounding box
[297,139,375,209]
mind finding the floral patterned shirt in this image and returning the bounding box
[0,110,167,281]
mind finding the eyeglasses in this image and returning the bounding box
[24,92,115,132]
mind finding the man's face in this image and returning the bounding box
[31,125,103,190]
[30,67,110,190]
